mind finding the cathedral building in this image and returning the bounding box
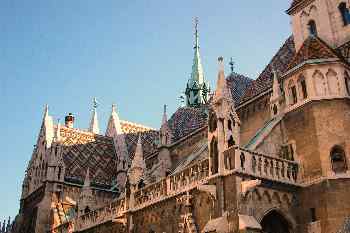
[11,0,350,232]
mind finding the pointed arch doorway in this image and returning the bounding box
[260,210,292,233]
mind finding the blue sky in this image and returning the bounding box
[0,0,292,220]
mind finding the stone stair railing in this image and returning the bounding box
[224,147,300,185]
[73,197,126,231]
[134,159,210,209]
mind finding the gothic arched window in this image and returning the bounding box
[345,72,350,95]
[339,2,350,26]
[330,146,347,174]
[297,75,308,100]
[210,137,219,174]
[308,20,318,36]
[288,80,297,105]
[209,111,217,132]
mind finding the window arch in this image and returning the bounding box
[308,20,318,36]
[288,80,298,105]
[313,70,327,96]
[210,137,219,174]
[209,111,217,132]
[297,75,308,100]
[339,2,350,26]
[345,71,350,95]
[330,146,347,174]
[326,69,340,95]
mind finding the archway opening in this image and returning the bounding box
[261,210,291,233]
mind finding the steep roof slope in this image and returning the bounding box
[226,72,253,104]
[240,36,296,103]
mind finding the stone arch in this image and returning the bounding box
[262,190,272,204]
[252,188,262,201]
[313,70,327,96]
[326,69,340,95]
[260,209,295,233]
[282,193,292,207]
[272,192,282,204]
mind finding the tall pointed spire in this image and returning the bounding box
[89,97,100,134]
[185,17,209,107]
[41,104,54,148]
[128,135,146,185]
[162,104,168,125]
[214,57,232,103]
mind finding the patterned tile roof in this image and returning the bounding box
[240,36,296,103]
[287,36,344,70]
[120,120,155,134]
[59,127,118,186]
[124,130,159,160]
[226,72,253,104]
[167,107,208,142]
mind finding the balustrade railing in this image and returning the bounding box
[73,197,126,231]
[228,147,299,185]
[134,159,209,208]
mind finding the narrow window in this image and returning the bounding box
[339,2,350,26]
[301,79,308,99]
[330,146,347,174]
[228,120,232,131]
[310,208,317,222]
[308,20,318,36]
[291,86,298,104]
[228,136,235,148]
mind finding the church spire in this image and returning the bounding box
[185,18,209,108]
[89,97,99,134]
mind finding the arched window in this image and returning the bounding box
[228,136,235,148]
[273,104,278,115]
[339,2,350,26]
[209,111,217,132]
[288,80,297,105]
[330,146,347,174]
[308,20,318,36]
[297,75,308,99]
[210,138,218,174]
[345,72,350,95]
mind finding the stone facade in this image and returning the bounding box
[12,1,350,233]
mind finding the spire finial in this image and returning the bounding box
[112,103,116,113]
[93,97,99,109]
[44,104,49,118]
[229,57,235,73]
[162,104,168,126]
[194,17,199,49]
[89,97,100,134]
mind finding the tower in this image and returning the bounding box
[287,0,350,50]
[185,18,210,107]
[208,57,240,175]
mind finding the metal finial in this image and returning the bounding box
[229,57,235,73]
[163,104,167,114]
[194,17,199,49]
[93,97,99,109]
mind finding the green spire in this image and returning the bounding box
[185,18,209,107]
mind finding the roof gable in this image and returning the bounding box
[287,36,343,70]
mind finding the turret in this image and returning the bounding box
[88,97,100,134]
[208,57,240,175]
[159,105,172,146]
[105,104,129,189]
[270,67,283,118]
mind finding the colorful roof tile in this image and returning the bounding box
[167,107,208,142]
[59,127,117,186]
[124,130,159,160]
[287,36,344,70]
[226,72,253,104]
[240,36,296,103]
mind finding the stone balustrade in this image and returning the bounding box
[73,197,126,231]
[225,147,300,185]
[134,159,209,209]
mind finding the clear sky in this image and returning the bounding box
[0,0,293,221]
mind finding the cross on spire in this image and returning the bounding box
[229,57,235,73]
[93,97,99,109]
[194,17,199,49]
